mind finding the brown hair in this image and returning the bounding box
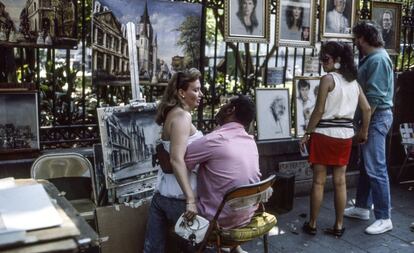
[155,68,201,125]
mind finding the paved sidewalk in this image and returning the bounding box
[242,184,414,253]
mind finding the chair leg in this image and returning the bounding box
[263,233,269,253]
[396,156,409,182]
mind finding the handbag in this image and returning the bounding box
[155,142,174,174]
[174,213,210,245]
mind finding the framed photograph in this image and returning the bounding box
[265,67,284,85]
[0,91,39,154]
[320,0,356,39]
[0,0,77,48]
[97,103,161,190]
[92,0,202,85]
[224,0,270,43]
[294,76,320,137]
[255,88,291,140]
[276,0,317,47]
[371,1,402,55]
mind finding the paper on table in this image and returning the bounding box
[0,177,16,190]
[0,184,62,231]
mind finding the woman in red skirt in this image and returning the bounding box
[300,41,371,237]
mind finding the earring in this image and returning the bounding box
[334,62,341,69]
[181,96,185,99]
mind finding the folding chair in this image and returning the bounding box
[397,123,414,182]
[197,175,277,253]
[31,152,96,222]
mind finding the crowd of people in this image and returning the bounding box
[141,19,400,252]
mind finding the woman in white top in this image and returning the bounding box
[144,68,203,253]
[300,41,371,237]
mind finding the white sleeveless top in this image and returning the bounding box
[314,72,360,139]
[155,130,203,199]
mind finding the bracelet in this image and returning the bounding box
[305,132,311,136]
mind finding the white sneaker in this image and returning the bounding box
[344,207,370,220]
[365,219,393,234]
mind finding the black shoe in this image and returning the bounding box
[323,227,346,237]
[302,222,317,235]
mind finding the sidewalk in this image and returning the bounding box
[243,184,414,253]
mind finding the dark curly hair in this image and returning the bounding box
[320,41,357,82]
[352,20,384,47]
[155,68,201,125]
[230,94,256,127]
[285,4,304,30]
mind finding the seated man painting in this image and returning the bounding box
[185,95,261,230]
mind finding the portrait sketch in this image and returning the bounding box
[256,88,291,140]
[276,0,316,47]
[371,1,402,55]
[294,77,320,137]
[321,0,356,39]
[225,0,270,43]
[97,104,161,190]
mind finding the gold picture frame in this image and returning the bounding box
[320,0,357,40]
[275,0,317,48]
[371,1,402,55]
[224,0,270,43]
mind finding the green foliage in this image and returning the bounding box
[176,16,201,68]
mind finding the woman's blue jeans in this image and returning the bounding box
[355,109,393,219]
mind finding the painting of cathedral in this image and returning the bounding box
[0,0,77,48]
[92,0,202,84]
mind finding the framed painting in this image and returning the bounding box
[320,0,356,39]
[276,0,316,48]
[371,1,402,55]
[0,91,39,154]
[97,103,161,191]
[294,76,320,137]
[92,0,202,85]
[265,67,284,85]
[224,0,270,43]
[0,0,77,48]
[255,88,291,140]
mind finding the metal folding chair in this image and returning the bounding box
[197,175,277,253]
[397,123,414,182]
[31,152,96,221]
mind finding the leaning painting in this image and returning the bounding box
[256,88,291,140]
[0,0,77,48]
[97,104,161,194]
[0,91,39,153]
[92,0,202,84]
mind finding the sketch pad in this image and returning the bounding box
[0,184,62,231]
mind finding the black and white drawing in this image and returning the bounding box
[97,104,161,190]
[256,88,291,140]
[0,91,39,153]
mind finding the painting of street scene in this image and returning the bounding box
[0,92,39,153]
[0,0,77,47]
[92,0,202,86]
[97,104,161,189]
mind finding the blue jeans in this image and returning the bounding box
[355,109,393,219]
[143,193,186,253]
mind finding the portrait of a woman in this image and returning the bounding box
[280,0,307,41]
[231,0,262,36]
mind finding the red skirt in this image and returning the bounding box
[308,133,352,166]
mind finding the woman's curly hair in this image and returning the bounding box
[320,41,357,82]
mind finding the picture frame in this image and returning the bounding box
[0,0,78,48]
[276,0,317,48]
[320,0,356,39]
[0,91,39,154]
[97,103,161,190]
[371,1,402,55]
[293,76,320,137]
[265,67,284,85]
[255,88,291,140]
[224,0,270,43]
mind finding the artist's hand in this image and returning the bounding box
[184,202,198,222]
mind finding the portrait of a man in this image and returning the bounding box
[325,0,350,34]
[371,1,402,55]
[225,0,269,42]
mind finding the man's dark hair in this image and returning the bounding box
[352,20,384,47]
[298,79,310,89]
[230,95,256,127]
